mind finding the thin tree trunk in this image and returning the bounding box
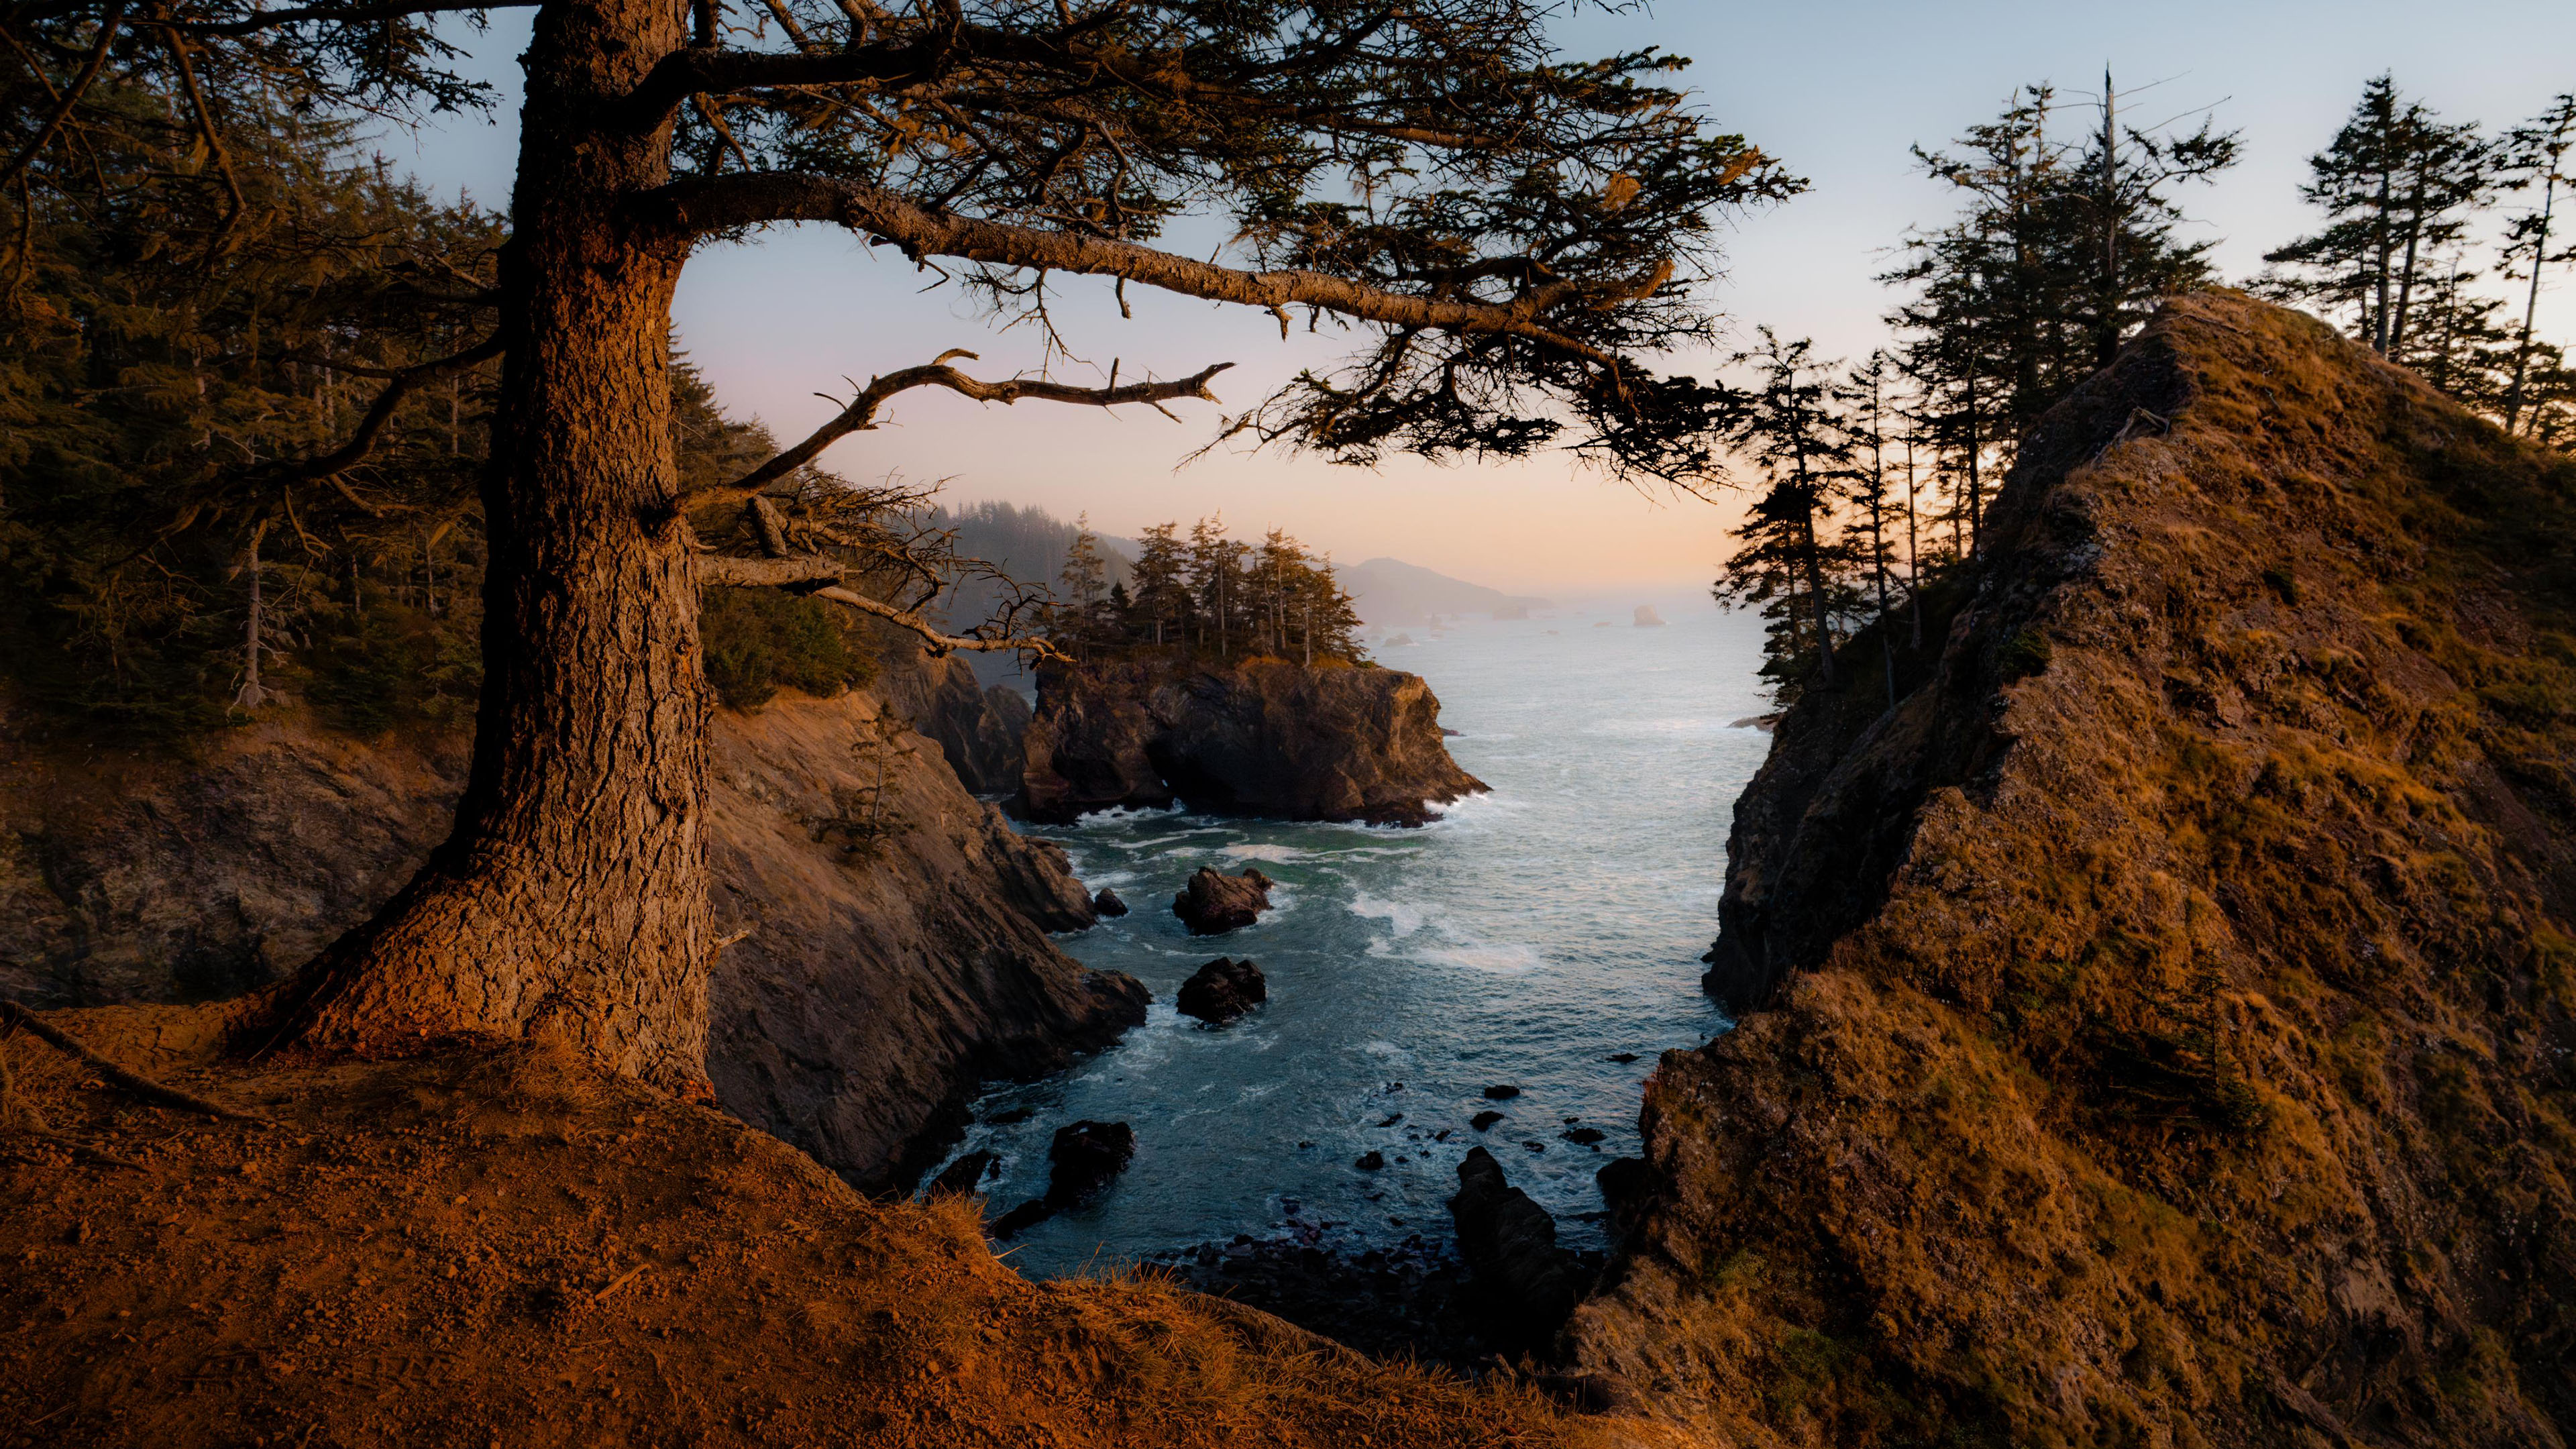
[235,526,268,710]
[2372,160,2394,353]
[2506,170,2557,433]
[2096,68,2122,368]
[1904,431,1923,649]
[2391,159,2427,356]
[242,0,711,1093]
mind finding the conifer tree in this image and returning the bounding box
[3,0,1795,1080]
[1126,522,1190,650]
[2499,93,2576,436]
[2262,76,2492,356]
[1837,351,1902,708]
[1713,329,1857,699]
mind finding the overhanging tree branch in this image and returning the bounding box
[0,0,124,195]
[713,352,1232,500]
[639,172,1658,368]
[627,0,961,120]
[696,551,1062,659]
[278,332,502,481]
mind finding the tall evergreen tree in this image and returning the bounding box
[3,0,1794,1078]
[1713,329,1858,699]
[1837,350,1903,708]
[2499,93,2576,436]
[1883,78,2233,549]
[2262,76,2493,356]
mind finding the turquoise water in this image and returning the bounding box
[946,600,1774,1274]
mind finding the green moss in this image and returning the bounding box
[1998,628,2054,682]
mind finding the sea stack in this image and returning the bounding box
[1018,660,1484,825]
[1173,868,1274,935]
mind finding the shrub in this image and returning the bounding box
[700,588,876,709]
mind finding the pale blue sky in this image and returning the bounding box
[394,3,2576,593]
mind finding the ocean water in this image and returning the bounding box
[943,599,1776,1275]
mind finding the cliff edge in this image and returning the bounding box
[1573,292,2576,1446]
[1018,659,1485,826]
[0,653,1138,1193]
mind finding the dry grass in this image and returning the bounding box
[1572,293,2576,1448]
[0,1006,1650,1449]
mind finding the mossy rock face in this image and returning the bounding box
[1997,628,2053,682]
[1581,292,2576,1448]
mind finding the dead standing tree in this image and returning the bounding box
[6,0,1795,1089]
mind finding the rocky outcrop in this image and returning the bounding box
[1091,888,1129,918]
[0,663,1142,1193]
[1175,957,1266,1024]
[869,645,1034,796]
[1173,867,1273,934]
[1572,294,2576,1446]
[1018,659,1484,825]
[1450,1146,1586,1356]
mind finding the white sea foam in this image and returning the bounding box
[1415,941,1546,975]
[1348,894,1427,937]
[1221,843,1310,863]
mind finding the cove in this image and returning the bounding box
[941,602,1776,1291]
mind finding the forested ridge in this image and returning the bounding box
[1714,74,2576,706]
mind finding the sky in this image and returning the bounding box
[394,3,2576,597]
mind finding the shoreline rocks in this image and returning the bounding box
[1449,1146,1587,1355]
[1175,957,1267,1024]
[1090,888,1130,918]
[1173,867,1273,935]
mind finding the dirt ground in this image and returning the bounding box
[0,1005,1661,1449]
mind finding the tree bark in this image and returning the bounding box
[240,0,711,1093]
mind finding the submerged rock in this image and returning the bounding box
[1173,867,1274,935]
[1175,957,1267,1024]
[1018,659,1485,826]
[990,1119,1138,1240]
[926,1150,998,1198]
[1354,1150,1386,1171]
[1481,1084,1521,1100]
[1091,888,1130,918]
[1045,1120,1136,1206]
[1448,1146,1586,1354]
[1470,1110,1505,1132]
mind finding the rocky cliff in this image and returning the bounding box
[1573,293,2576,1446]
[1018,659,1485,825]
[0,653,1138,1192]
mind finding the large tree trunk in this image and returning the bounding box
[239,0,711,1092]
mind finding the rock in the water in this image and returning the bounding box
[1354,1150,1386,1171]
[1561,1127,1607,1146]
[989,1198,1053,1239]
[1175,957,1267,1024]
[1595,1157,1650,1233]
[1482,1084,1521,1100]
[1632,604,1668,627]
[1091,888,1130,918]
[1173,867,1274,935]
[1606,1052,1640,1064]
[1018,660,1485,826]
[1448,1146,1587,1353]
[989,1118,1136,1238]
[926,1150,998,1197]
[1044,1120,1136,1208]
[1470,1110,1505,1132]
